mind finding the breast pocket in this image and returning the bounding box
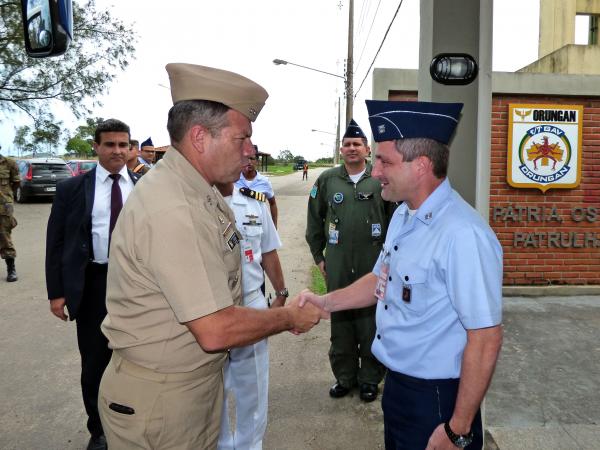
[241,224,263,243]
[396,267,429,315]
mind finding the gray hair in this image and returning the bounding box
[167,100,230,144]
[394,138,449,178]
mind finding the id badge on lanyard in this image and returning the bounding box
[374,249,391,302]
[242,240,254,263]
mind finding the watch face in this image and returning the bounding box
[455,436,471,448]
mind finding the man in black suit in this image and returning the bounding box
[45,119,139,450]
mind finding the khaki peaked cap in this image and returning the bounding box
[166,63,268,122]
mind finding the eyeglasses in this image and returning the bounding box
[248,157,258,161]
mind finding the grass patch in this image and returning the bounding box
[264,164,294,176]
[310,265,327,295]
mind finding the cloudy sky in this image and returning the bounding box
[3,0,550,160]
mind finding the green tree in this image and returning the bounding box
[293,155,306,163]
[277,149,294,163]
[316,157,334,164]
[0,0,136,119]
[74,117,104,142]
[31,115,63,154]
[13,125,34,156]
[65,136,93,157]
[65,116,103,156]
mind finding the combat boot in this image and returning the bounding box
[6,258,17,282]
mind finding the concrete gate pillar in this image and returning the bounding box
[418,0,493,216]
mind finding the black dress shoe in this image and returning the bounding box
[87,434,107,450]
[329,381,351,398]
[359,383,379,402]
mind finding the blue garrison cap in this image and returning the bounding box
[365,100,463,144]
[343,119,367,139]
[140,137,154,148]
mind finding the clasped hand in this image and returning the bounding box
[285,289,330,335]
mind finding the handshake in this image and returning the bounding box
[284,289,330,335]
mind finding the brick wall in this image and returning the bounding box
[491,95,600,285]
[388,91,600,286]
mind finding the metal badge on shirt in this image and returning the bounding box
[358,191,373,201]
[243,214,261,226]
[222,219,241,251]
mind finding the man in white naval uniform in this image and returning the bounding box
[215,181,288,450]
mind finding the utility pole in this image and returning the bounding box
[335,97,341,164]
[345,0,354,127]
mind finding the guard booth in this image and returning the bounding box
[153,145,169,163]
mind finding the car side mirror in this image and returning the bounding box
[21,0,73,57]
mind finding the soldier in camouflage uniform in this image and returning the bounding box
[0,148,20,282]
[306,120,393,402]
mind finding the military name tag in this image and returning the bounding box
[222,221,241,251]
[227,231,241,250]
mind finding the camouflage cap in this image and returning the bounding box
[165,63,269,122]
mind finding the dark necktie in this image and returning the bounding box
[109,173,123,240]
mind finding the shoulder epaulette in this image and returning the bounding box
[133,163,146,173]
[239,187,267,202]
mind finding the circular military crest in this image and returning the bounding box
[517,126,572,183]
[333,192,344,204]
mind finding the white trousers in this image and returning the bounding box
[218,291,269,450]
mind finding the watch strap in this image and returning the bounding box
[444,422,473,448]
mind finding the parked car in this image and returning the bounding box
[14,158,73,202]
[67,159,97,176]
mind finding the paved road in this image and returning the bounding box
[1,167,599,449]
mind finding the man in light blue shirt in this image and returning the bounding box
[301,100,503,450]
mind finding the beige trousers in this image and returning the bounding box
[99,353,224,450]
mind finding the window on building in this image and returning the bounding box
[575,14,599,45]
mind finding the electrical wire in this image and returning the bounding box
[354,0,405,98]
[355,0,383,72]
[356,0,372,39]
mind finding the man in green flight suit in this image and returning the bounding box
[306,119,392,402]
[0,146,20,282]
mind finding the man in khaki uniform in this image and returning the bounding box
[0,148,20,282]
[99,63,323,450]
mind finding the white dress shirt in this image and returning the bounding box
[91,164,134,263]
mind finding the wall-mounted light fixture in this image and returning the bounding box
[430,53,478,85]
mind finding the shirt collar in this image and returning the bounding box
[161,146,215,199]
[231,187,248,205]
[96,163,129,183]
[412,177,452,225]
[341,162,372,179]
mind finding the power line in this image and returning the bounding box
[355,0,383,73]
[354,0,405,98]
[356,0,372,38]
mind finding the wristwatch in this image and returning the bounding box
[444,422,473,448]
[275,288,289,298]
